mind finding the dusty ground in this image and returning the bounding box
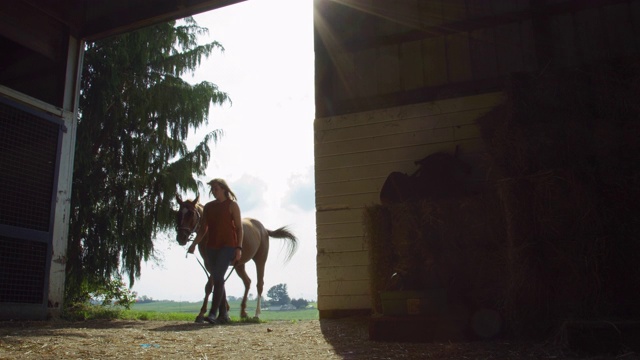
[0,317,635,359]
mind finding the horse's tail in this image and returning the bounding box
[267,226,298,263]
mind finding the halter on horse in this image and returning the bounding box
[175,194,298,322]
[176,195,201,246]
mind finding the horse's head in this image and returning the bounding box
[175,193,201,246]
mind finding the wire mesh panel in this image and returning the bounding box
[0,98,60,232]
[0,236,48,303]
[0,96,62,312]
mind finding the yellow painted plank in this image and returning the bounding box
[317,265,371,282]
[315,177,383,199]
[314,92,504,131]
[315,221,367,239]
[315,192,379,211]
[315,138,480,171]
[316,208,364,224]
[315,164,416,185]
[317,250,369,268]
[454,123,482,141]
[318,279,370,296]
[314,107,492,146]
[315,126,455,158]
[318,294,372,310]
[317,236,367,253]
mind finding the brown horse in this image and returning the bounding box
[175,194,298,322]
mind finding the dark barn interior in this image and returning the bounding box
[314,0,640,351]
[2,0,640,354]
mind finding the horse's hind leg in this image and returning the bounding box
[234,264,251,319]
[195,277,213,323]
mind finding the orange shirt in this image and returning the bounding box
[203,199,238,249]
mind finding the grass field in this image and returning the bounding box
[127,300,319,322]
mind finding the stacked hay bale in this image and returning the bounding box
[364,192,507,328]
[478,57,640,338]
[365,57,640,341]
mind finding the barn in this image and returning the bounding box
[313,0,640,339]
[2,0,639,342]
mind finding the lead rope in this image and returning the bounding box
[186,240,236,282]
[224,264,236,282]
[185,205,236,282]
[195,255,209,277]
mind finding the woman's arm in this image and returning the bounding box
[231,201,243,261]
[188,214,208,254]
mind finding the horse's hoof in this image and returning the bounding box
[194,316,205,324]
[253,316,260,321]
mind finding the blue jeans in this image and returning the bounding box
[206,246,235,319]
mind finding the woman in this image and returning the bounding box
[188,178,243,324]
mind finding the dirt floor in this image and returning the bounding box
[0,317,636,360]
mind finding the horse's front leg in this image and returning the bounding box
[195,277,213,323]
[234,265,251,319]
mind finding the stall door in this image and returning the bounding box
[0,96,63,320]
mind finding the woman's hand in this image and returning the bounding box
[235,247,242,262]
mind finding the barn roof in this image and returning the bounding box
[1,0,245,107]
[2,0,245,42]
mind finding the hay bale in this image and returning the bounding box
[497,174,556,337]
[363,204,393,314]
[476,58,640,338]
[496,168,619,337]
[364,191,508,318]
[388,201,431,290]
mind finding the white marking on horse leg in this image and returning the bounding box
[255,296,261,318]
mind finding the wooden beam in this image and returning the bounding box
[81,0,247,41]
[0,0,66,61]
[323,0,631,53]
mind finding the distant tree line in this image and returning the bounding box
[136,295,155,303]
[263,283,311,309]
[135,283,313,308]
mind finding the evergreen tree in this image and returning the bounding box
[66,18,229,304]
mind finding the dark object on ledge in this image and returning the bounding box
[380,151,471,205]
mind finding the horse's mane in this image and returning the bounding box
[195,201,204,214]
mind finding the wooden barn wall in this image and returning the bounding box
[314,92,503,316]
[314,0,640,118]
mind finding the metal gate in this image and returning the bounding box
[0,96,64,320]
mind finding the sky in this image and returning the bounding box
[131,0,317,302]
